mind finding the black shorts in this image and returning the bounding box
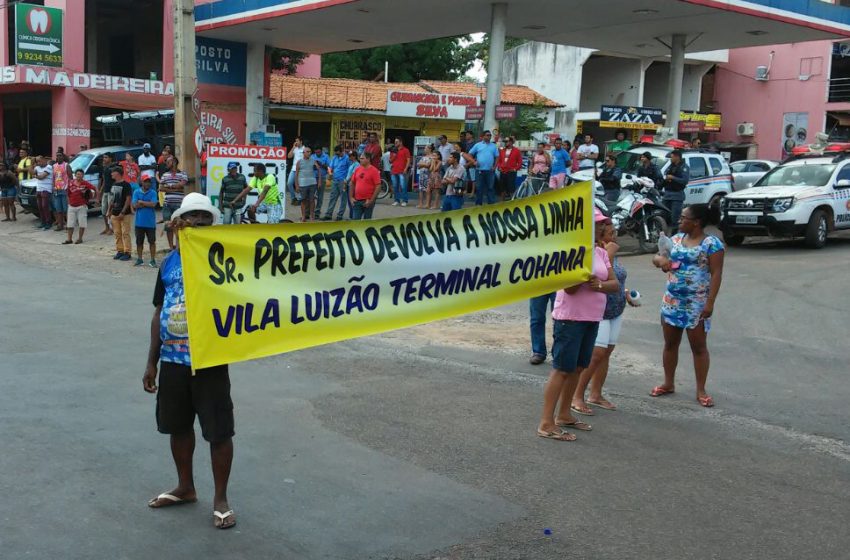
[156,362,234,442]
[135,227,156,245]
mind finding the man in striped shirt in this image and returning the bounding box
[160,156,188,250]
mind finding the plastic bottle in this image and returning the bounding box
[629,290,642,306]
[657,231,672,257]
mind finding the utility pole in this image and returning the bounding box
[173,0,199,190]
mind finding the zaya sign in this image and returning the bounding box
[179,184,595,369]
[600,105,663,130]
[15,3,63,67]
[386,90,479,120]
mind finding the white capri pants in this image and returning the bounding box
[67,205,88,229]
[595,315,624,348]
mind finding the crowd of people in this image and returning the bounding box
[534,203,725,441]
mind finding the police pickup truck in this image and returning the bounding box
[720,144,850,249]
[571,144,733,208]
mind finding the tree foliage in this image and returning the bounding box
[467,35,528,71]
[269,48,308,75]
[321,37,476,82]
[497,102,549,141]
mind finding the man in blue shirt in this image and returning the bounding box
[464,130,499,205]
[311,147,330,220]
[132,177,159,267]
[143,193,237,530]
[322,145,351,221]
[549,137,572,189]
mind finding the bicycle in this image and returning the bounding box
[512,173,551,200]
[239,204,293,224]
[376,178,391,200]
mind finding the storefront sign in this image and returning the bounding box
[15,3,63,67]
[205,144,288,207]
[679,112,723,132]
[52,126,90,137]
[178,184,594,369]
[386,90,479,120]
[464,105,519,121]
[600,105,663,130]
[249,132,284,147]
[196,37,247,88]
[336,117,384,152]
[465,105,485,120]
[0,65,174,95]
[496,105,518,120]
[200,105,244,145]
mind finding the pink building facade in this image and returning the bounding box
[714,39,850,161]
[0,0,319,157]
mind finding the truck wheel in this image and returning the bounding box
[722,231,745,246]
[804,210,828,249]
[709,194,725,211]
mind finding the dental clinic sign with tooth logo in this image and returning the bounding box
[15,3,63,67]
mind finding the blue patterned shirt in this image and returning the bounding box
[153,251,191,365]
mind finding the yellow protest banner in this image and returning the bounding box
[180,183,595,369]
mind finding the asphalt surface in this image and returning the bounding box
[1,207,848,560]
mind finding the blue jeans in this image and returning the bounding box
[287,171,298,202]
[475,169,496,205]
[51,191,68,212]
[529,292,556,357]
[324,179,348,219]
[665,197,684,232]
[441,194,464,212]
[604,189,620,202]
[391,173,408,203]
[314,172,327,218]
[351,200,373,220]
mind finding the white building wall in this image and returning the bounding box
[644,62,713,112]
[579,56,644,111]
[503,42,593,139]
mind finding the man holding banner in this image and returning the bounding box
[143,192,237,530]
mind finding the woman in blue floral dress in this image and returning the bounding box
[651,204,725,407]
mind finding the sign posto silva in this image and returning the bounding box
[15,3,63,68]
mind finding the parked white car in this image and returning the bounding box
[720,151,850,248]
[571,144,734,208]
[730,159,778,191]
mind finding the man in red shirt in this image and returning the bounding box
[389,137,411,207]
[497,136,523,201]
[64,169,96,244]
[362,132,383,170]
[349,153,382,220]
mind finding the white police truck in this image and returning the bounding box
[720,145,850,248]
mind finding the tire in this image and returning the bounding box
[722,232,745,246]
[638,213,667,254]
[804,209,828,249]
[377,179,391,200]
[709,193,726,211]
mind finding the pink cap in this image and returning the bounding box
[594,208,611,223]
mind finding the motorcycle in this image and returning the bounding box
[594,177,670,253]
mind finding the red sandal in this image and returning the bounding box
[650,386,675,397]
[698,395,714,407]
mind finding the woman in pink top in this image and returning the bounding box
[537,209,621,441]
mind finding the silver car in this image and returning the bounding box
[730,159,778,192]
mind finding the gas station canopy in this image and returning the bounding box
[196,0,850,56]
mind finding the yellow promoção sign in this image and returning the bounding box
[179,184,595,369]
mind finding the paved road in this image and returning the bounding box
[1,219,848,560]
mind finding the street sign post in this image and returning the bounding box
[15,3,63,67]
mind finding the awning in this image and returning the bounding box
[75,88,173,111]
